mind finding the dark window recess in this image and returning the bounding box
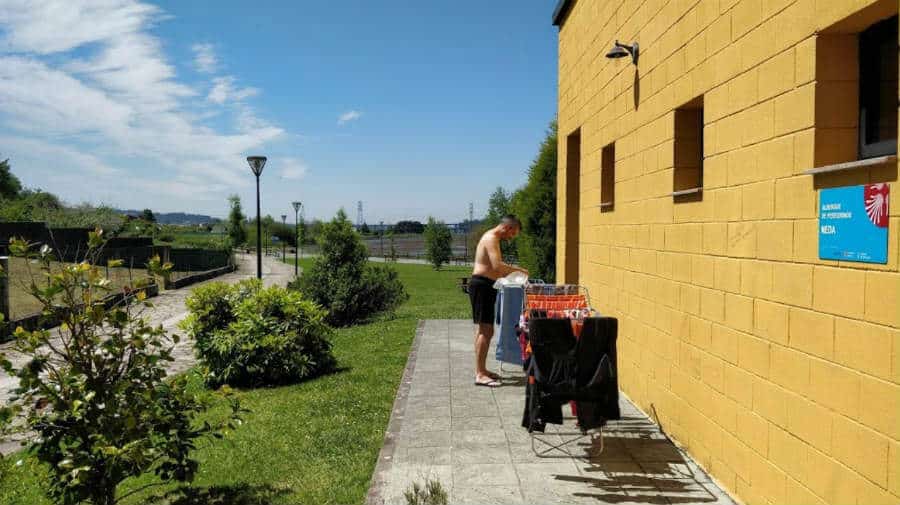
[859,15,898,159]
[600,143,615,211]
[673,97,704,198]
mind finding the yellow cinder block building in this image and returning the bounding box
[552,0,899,503]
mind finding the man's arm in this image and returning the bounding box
[486,237,528,277]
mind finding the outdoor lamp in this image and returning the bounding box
[292,201,302,276]
[247,156,267,176]
[247,155,267,279]
[280,214,287,261]
[606,40,639,65]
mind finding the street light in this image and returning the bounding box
[247,155,267,279]
[292,201,302,277]
[380,220,385,259]
[280,214,287,261]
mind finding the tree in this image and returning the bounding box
[294,210,407,325]
[0,234,241,505]
[423,217,453,270]
[512,120,558,282]
[485,187,512,227]
[227,195,247,246]
[141,208,156,222]
[393,220,425,234]
[0,158,21,200]
[387,230,398,262]
[0,189,62,222]
[484,186,517,260]
[360,222,371,234]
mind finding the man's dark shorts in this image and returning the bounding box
[469,275,497,325]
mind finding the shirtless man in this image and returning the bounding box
[469,215,528,387]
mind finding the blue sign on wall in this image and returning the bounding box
[819,183,890,264]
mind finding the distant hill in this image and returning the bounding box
[118,209,221,225]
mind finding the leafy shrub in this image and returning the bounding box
[404,479,448,505]
[293,210,407,326]
[0,233,242,505]
[182,279,336,387]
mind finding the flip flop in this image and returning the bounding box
[474,378,501,388]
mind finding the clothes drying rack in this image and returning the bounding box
[520,284,605,459]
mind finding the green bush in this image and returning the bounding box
[182,279,336,388]
[293,210,407,326]
[0,234,241,505]
[404,479,448,505]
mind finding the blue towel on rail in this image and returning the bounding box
[495,285,525,365]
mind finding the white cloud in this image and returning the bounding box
[0,0,160,55]
[0,0,289,207]
[208,76,258,105]
[0,135,119,176]
[337,110,362,125]
[191,43,217,73]
[279,158,309,180]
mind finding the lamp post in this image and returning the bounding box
[292,201,302,276]
[280,214,287,260]
[247,156,267,279]
[380,221,385,259]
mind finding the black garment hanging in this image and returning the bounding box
[572,317,620,429]
[521,317,620,433]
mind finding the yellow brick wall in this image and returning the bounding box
[555,1,900,504]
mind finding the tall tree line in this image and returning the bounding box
[475,120,558,282]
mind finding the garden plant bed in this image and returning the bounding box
[5,257,151,320]
[163,264,237,290]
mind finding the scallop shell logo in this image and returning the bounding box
[864,183,889,228]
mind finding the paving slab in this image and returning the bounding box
[367,320,738,505]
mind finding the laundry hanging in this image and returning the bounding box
[495,284,525,365]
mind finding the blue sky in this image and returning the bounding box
[0,0,558,223]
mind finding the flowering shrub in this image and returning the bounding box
[0,232,242,505]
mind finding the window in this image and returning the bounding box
[600,142,615,211]
[859,15,898,159]
[673,97,704,199]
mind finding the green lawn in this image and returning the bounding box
[0,260,470,505]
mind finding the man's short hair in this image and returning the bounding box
[501,215,521,229]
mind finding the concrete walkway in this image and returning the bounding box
[367,320,737,505]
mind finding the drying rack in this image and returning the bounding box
[521,283,604,458]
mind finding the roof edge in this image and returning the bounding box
[552,0,575,26]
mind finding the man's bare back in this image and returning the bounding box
[472,227,526,280]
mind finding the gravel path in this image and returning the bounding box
[0,253,295,454]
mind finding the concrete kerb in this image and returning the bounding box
[365,319,425,505]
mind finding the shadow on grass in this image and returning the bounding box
[220,365,353,392]
[141,484,291,505]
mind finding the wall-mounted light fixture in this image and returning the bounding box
[606,40,639,65]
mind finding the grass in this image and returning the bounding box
[0,259,470,505]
